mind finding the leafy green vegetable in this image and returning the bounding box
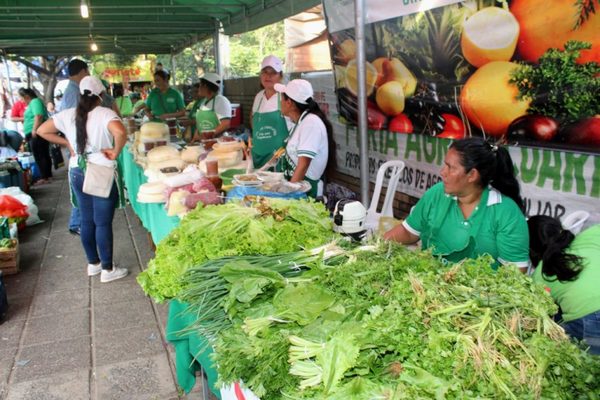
[510,40,600,125]
[136,198,334,302]
[211,243,600,399]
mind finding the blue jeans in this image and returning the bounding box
[69,167,118,270]
[69,206,81,231]
[562,310,600,355]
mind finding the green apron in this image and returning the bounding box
[195,97,220,133]
[188,99,203,136]
[279,112,321,198]
[251,93,289,169]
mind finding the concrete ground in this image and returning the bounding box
[0,168,216,400]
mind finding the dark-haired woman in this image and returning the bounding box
[143,70,185,122]
[37,76,128,283]
[528,215,600,354]
[274,79,335,198]
[384,137,529,270]
[113,84,133,117]
[192,72,231,142]
[19,87,51,184]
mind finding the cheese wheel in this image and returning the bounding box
[181,146,203,163]
[147,158,186,172]
[147,145,180,163]
[138,181,167,195]
[137,192,166,203]
[140,122,169,139]
[206,149,242,168]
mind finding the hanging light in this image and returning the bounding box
[90,41,98,51]
[81,0,89,18]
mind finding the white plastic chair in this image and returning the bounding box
[364,160,405,232]
[561,210,590,235]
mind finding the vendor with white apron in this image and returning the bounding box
[250,55,292,170]
[274,79,335,198]
[192,73,231,143]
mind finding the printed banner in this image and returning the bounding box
[303,71,600,226]
[91,59,153,84]
[322,0,600,154]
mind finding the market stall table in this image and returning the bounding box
[118,145,221,398]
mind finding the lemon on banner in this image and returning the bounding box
[344,59,378,97]
[461,7,520,67]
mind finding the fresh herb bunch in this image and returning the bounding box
[211,243,600,399]
[510,41,600,126]
[137,198,335,302]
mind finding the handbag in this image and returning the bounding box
[83,161,115,198]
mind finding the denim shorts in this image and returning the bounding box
[562,309,600,355]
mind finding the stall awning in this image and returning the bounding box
[0,0,319,56]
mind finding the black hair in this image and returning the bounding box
[18,87,37,99]
[130,92,141,101]
[528,215,583,281]
[68,59,88,77]
[154,70,169,82]
[113,83,124,98]
[283,93,336,178]
[192,82,201,89]
[75,91,101,156]
[200,79,219,94]
[450,137,524,211]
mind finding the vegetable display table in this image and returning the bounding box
[118,146,221,398]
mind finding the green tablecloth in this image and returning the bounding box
[118,145,179,244]
[118,146,221,397]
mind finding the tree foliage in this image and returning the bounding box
[228,21,285,78]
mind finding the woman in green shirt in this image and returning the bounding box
[528,215,600,354]
[19,87,52,184]
[384,137,529,270]
[113,84,133,117]
[142,70,185,122]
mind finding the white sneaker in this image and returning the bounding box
[100,267,128,283]
[87,263,102,276]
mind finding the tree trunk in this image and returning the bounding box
[11,56,69,104]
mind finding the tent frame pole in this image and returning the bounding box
[355,0,369,206]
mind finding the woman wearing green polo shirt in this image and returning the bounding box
[384,137,529,270]
[19,87,52,184]
[528,216,600,355]
[143,70,185,122]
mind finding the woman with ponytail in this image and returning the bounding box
[528,215,600,354]
[385,137,529,270]
[37,76,128,283]
[274,79,335,198]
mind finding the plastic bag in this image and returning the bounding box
[0,187,42,225]
[0,195,28,218]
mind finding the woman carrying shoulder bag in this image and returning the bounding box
[37,76,128,283]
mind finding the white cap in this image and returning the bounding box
[274,79,313,105]
[201,72,222,88]
[80,76,105,97]
[261,55,283,73]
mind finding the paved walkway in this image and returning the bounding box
[0,168,213,400]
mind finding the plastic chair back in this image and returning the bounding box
[561,210,590,235]
[365,160,405,230]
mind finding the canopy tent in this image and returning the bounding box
[0,0,319,56]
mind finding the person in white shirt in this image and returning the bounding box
[37,76,128,283]
[191,73,231,143]
[274,79,335,198]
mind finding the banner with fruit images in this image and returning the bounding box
[322,0,600,153]
[303,71,600,226]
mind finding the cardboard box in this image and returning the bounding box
[0,239,19,275]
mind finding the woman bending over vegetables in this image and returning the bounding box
[384,137,529,270]
[528,215,600,355]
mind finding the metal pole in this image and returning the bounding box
[213,20,220,76]
[355,0,369,206]
[2,54,15,106]
[170,52,176,85]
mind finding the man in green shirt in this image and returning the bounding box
[142,70,185,121]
